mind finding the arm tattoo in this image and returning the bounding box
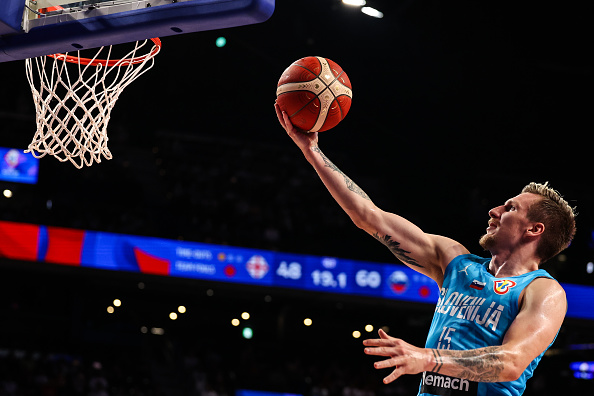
[312,146,371,201]
[372,233,424,268]
[437,346,505,383]
[310,147,424,269]
[431,349,443,373]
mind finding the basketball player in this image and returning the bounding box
[274,103,576,396]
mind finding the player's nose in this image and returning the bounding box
[488,205,503,219]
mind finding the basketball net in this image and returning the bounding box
[24,38,161,168]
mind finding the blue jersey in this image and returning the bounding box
[418,254,558,396]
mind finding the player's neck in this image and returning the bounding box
[488,249,540,278]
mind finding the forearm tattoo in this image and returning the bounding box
[372,233,423,268]
[312,146,371,201]
[310,147,423,269]
[431,349,443,373]
[432,346,505,383]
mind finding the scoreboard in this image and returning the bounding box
[1,220,593,319]
[109,231,440,304]
[0,220,438,304]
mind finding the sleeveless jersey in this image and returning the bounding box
[418,254,558,396]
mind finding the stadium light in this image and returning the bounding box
[342,0,366,6]
[361,7,383,18]
[242,327,253,339]
[215,37,227,48]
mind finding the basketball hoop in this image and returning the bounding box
[25,38,162,168]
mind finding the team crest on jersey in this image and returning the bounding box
[493,279,517,295]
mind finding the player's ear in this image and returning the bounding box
[527,222,545,237]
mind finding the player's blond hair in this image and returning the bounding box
[521,182,576,264]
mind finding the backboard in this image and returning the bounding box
[0,0,275,62]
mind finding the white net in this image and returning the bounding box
[25,39,161,168]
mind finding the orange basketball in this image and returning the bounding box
[276,56,353,132]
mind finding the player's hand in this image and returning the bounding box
[363,329,432,384]
[274,102,318,152]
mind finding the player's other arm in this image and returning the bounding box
[364,278,567,383]
[428,278,566,382]
[275,104,468,283]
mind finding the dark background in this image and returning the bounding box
[0,1,593,395]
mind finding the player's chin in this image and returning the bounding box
[479,233,496,250]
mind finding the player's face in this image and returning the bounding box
[479,193,541,252]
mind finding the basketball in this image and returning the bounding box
[276,56,352,132]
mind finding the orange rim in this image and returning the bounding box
[48,38,161,66]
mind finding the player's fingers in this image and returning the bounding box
[277,108,312,137]
[281,111,295,132]
[364,347,397,357]
[373,356,405,370]
[373,358,398,369]
[363,338,396,347]
[378,329,391,339]
[274,104,287,129]
[383,368,404,384]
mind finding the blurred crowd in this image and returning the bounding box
[1,339,591,396]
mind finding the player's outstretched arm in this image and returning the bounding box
[275,103,467,283]
[363,278,567,383]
